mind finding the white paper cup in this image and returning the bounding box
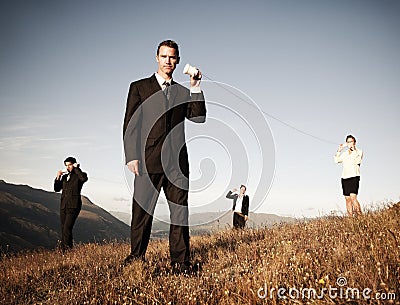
[183,63,198,77]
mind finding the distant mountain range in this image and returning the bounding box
[0,179,297,253]
[0,180,130,253]
[110,208,296,238]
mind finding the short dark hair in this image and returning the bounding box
[346,135,356,143]
[157,40,179,57]
[240,184,247,191]
[64,156,77,164]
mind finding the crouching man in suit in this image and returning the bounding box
[54,157,88,250]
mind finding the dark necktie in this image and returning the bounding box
[163,81,170,88]
[163,81,171,100]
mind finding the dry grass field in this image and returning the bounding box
[1,202,399,304]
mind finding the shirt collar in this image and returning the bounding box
[155,72,172,88]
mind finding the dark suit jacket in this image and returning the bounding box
[123,74,206,175]
[226,191,249,216]
[54,167,88,209]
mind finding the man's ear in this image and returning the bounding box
[176,56,180,64]
[156,55,159,63]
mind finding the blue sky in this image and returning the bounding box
[1,0,399,218]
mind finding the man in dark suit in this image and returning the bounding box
[54,156,88,250]
[123,40,206,273]
[226,185,249,229]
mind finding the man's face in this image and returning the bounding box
[65,162,74,172]
[240,186,246,194]
[156,46,179,77]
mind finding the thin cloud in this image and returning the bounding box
[0,136,33,150]
[0,114,52,132]
[0,136,94,151]
[37,137,93,142]
[7,168,32,176]
[113,197,129,202]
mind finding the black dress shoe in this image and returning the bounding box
[123,254,144,266]
[171,261,202,275]
[57,241,71,253]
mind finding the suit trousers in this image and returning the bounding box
[233,212,246,229]
[60,208,80,249]
[130,172,190,264]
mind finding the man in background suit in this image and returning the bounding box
[226,185,249,229]
[54,157,88,250]
[123,40,206,273]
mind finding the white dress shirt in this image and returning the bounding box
[234,193,244,213]
[155,72,201,93]
[334,148,363,179]
[155,72,171,90]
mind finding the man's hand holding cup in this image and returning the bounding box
[183,63,202,87]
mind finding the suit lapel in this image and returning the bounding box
[147,74,183,114]
[149,74,162,93]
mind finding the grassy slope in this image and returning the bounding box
[1,203,399,305]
